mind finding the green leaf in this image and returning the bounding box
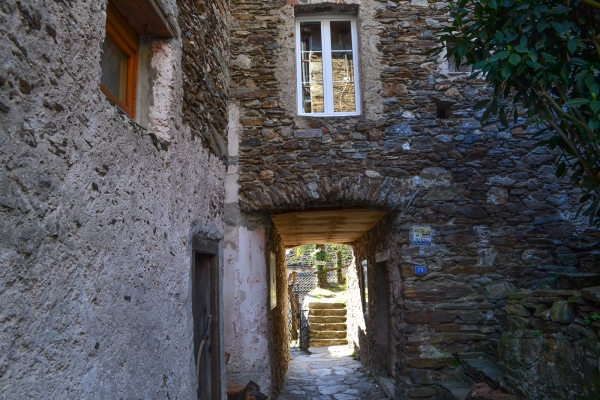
[501,64,513,78]
[514,45,528,53]
[564,98,590,107]
[550,21,568,34]
[489,51,511,62]
[526,60,543,69]
[473,60,488,70]
[485,0,497,10]
[568,40,578,53]
[482,99,498,122]
[505,32,519,42]
[474,99,491,110]
[535,35,546,49]
[570,57,588,66]
[537,19,548,31]
[589,117,600,131]
[575,70,591,81]
[548,6,570,15]
[591,101,600,113]
[556,162,567,178]
[590,83,600,97]
[508,53,521,65]
[542,52,556,63]
[519,36,527,47]
[499,106,508,126]
[585,74,595,87]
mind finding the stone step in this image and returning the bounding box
[309,315,347,324]
[309,338,348,347]
[439,381,471,400]
[309,308,347,316]
[309,302,346,309]
[310,330,347,339]
[309,322,347,331]
[458,353,500,387]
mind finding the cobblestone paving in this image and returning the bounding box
[277,346,389,400]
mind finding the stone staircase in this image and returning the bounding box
[308,302,348,347]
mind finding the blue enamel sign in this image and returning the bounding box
[415,266,427,275]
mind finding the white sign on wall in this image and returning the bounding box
[411,225,432,245]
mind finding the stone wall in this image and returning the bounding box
[0,0,227,397]
[349,216,398,373]
[229,0,600,399]
[178,0,230,157]
[267,221,290,398]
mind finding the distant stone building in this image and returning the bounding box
[2,0,600,399]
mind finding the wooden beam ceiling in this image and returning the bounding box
[271,209,386,247]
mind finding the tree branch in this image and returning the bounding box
[582,0,600,11]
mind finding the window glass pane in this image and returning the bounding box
[332,51,356,113]
[101,35,129,103]
[331,52,354,84]
[300,22,324,113]
[330,21,352,51]
[333,82,356,113]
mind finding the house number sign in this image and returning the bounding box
[415,266,427,275]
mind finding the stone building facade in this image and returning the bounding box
[1,0,229,398]
[2,0,600,399]
[226,0,600,399]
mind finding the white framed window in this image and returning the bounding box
[296,16,361,117]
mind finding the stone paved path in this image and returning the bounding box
[277,346,389,400]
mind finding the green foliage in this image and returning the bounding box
[435,0,600,224]
[535,329,543,336]
[287,244,316,265]
[584,312,600,326]
[568,295,580,303]
[287,243,353,265]
[313,248,329,262]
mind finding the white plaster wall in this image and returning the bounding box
[223,225,271,393]
[224,99,272,392]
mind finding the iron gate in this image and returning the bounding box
[287,292,310,350]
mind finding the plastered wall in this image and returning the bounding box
[0,0,227,397]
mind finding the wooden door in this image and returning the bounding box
[374,261,396,379]
[193,252,221,400]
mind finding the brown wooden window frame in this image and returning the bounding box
[100,1,139,119]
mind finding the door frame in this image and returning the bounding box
[192,236,224,400]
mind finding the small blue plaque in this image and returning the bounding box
[415,266,427,275]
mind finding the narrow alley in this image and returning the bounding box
[278,346,388,400]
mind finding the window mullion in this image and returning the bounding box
[296,21,303,115]
[322,19,333,115]
[351,19,360,114]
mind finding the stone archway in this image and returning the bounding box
[239,175,414,213]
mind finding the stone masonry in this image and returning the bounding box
[229,0,600,399]
[0,0,228,398]
[2,0,600,399]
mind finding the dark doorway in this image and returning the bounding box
[374,261,395,379]
[192,249,221,400]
